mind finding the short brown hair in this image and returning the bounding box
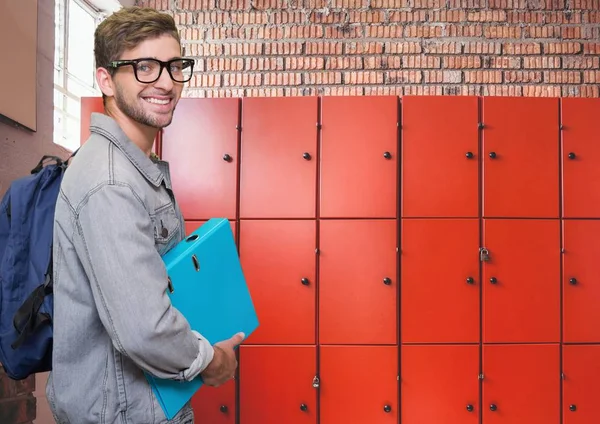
[94,7,180,71]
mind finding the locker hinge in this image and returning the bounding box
[312,376,320,388]
[479,247,490,262]
[479,373,484,380]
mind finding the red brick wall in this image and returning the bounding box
[136,0,599,98]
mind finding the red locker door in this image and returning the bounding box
[482,219,560,343]
[401,345,479,424]
[483,344,560,424]
[240,97,318,218]
[320,346,397,424]
[320,96,398,218]
[401,96,479,218]
[563,220,600,343]
[161,98,239,220]
[239,346,317,424]
[482,97,559,218]
[562,98,600,218]
[319,220,397,345]
[563,345,600,424]
[191,381,235,424]
[239,220,316,345]
[401,219,480,343]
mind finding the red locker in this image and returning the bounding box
[401,219,480,343]
[320,96,398,218]
[562,98,600,218]
[401,96,479,218]
[483,344,560,424]
[161,98,239,220]
[239,220,316,345]
[191,381,235,424]
[482,97,559,218]
[563,220,600,343]
[563,345,600,424]
[401,345,479,424]
[482,219,560,343]
[319,220,397,345]
[240,97,318,218]
[320,346,397,424]
[239,346,317,424]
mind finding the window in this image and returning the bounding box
[53,0,105,151]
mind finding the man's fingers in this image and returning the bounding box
[229,332,245,346]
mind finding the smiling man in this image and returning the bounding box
[47,7,243,424]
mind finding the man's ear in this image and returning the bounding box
[96,67,115,97]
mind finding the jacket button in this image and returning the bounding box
[161,227,168,238]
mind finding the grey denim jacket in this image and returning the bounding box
[46,113,214,424]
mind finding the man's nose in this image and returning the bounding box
[153,66,175,91]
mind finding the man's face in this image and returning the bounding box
[110,34,184,129]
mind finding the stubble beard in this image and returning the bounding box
[114,83,175,129]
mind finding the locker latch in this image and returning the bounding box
[479,248,490,262]
[312,376,320,389]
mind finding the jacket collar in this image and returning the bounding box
[89,113,168,188]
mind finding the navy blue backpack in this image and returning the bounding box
[0,153,73,380]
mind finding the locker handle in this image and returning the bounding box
[383,151,392,159]
[490,277,497,284]
[220,405,228,413]
[300,404,308,412]
[569,277,577,285]
[568,152,576,159]
[465,152,474,159]
[489,152,497,159]
[223,153,232,162]
[466,404,474,412]
[301,277,310,286]
[383,405,391,413]
[383,277,392,285]
[570,405,577,411]
[303,152,312,160]
[466,277,475,285]
[490,404,497,411]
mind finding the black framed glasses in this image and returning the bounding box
[107,58,195,83]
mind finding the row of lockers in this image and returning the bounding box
[187,217,600,345]
[82,96,600,220]
[192,343,599,424]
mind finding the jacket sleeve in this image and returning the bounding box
[73,182,214,381]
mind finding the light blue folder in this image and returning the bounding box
[145,218,259,420]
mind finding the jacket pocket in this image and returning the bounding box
[151,203,180,255]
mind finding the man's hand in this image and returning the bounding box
[200,332,245,387]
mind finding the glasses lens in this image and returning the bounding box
[134,59,162,83]
[169,59,194,83]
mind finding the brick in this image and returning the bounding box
[206,58,244,71]
[385,70,423,84]
[402,56,441,68]
[443,56,482,69]
[364,56,402,70]
[405,25,443,38]
[507,11,544,24]
[269,11,304,24]
[325,24,363,38]
[526,25,560,38]
[544,71,582,84]
[485,25,522,38]
[364,86,403,96]
[331,0,369,6]
[424,70,462,83]
[483,85,523,96]
[264,42,302,55]
[305,42,342,55]
[583,71,600,83]
[523,85,562,97]
[223,73,262,87]
[284,25,324,39]
[389,10,428,22]
[446,25,483,37]
[563,56,600,69]
[345,42,384,55]
[413,0,443,6]
[467,10,507,22]
[286,57,325,70]
[403,85,444,95]
[327,57,363,70]
[484,56,521,69]
[215,0,251,9]
[384,41,422,54]
[430,10,466,22]
[503,42,542,55]
[344,71,384,85]
[309,11,347,24]
[562,27,582,39]
[583,11,600,23]
[223,43,262,56]
[193,74,222,88]
[263,73,302,86]
[583,43,600,54]
[464,71,503,83]
[523,57,561,69]
[365,25,404,38]
[544,42,582,54]
[245,57,282,71]
[370,0,410,6]
[348,10,386,23]
[504,71,543,83]
[304,72,342,85]
[464,42,502,54]
[423,41,462,54]
[320,86,364,96]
